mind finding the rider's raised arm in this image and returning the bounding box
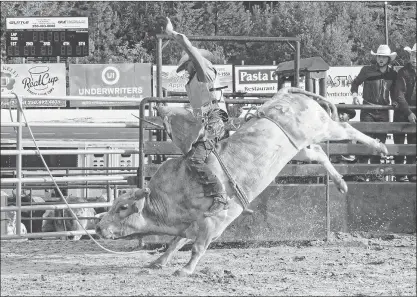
[165,17,215,82]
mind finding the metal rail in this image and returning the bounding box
[1,202,111,212]
[1,149,140,156]
[1,175,128,184]
[23,217,99,221]
[1,122,141,128]
[1,230,96,240]
[1,93,144,102]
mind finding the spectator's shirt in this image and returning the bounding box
[350,64,397,106]
[393,62,416,117]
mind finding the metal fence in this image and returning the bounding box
[1,92,416,240]
[1,93,145,239]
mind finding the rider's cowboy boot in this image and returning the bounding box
[204,195,228,217]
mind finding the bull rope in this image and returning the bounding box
[211,148,250,210]
[240,87,340,151]
[11,94,145,255]
[280,87,339,122]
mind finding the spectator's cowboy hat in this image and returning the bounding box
[338,103,356,119]
[404,43,416,53]
[371,44,397,61]
[177,49,221,73]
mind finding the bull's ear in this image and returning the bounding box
[132,198,146,214]
[134,188,151,200]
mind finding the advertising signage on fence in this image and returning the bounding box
[152,64,233,96]
[6,17,88,30]
[1,63,66,108]
[234,65,278,94]
[326,66,363,104]
[69,63,152,107]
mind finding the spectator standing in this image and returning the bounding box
[350,44,398,182]
[392,43,416,182]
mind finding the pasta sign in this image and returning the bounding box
[234,65,278,94]
[326,66,363,104]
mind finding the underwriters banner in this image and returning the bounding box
[69,63,152,107]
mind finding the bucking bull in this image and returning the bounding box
[96,88,387,276]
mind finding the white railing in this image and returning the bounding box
[2,122,141,128]
[1,93,144,240]
[1,149,140,156]
[1,93,144,103]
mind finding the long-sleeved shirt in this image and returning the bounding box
[350,64,397,106]
[172,32,226,115]
[166,31,228,154]
[392,62,416,117]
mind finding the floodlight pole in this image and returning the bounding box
[384,2,389,45]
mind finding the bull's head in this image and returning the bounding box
[95,187,151,239]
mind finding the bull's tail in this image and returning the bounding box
[278,87,339,122]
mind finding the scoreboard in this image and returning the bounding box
[6,30,89,57]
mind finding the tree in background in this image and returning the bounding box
[1,1,415,66]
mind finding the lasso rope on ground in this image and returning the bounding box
[12,94,145,255]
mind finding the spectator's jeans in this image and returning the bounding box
[358,110,389,164]
[393,113,417,169]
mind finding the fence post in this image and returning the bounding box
[294,41,301,88]
[66,169,69,197]
[15,95,23,236]
[325,140,331,241]
[106,152,111,201]
[29,187,33,233]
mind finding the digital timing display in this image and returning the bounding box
[6,30,89,57]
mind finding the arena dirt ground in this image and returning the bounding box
[1,232,416,296]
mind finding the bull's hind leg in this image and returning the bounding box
[297,145,347,193]
[323,122,388,156]
[145,236,190,269]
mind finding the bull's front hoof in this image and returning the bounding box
[378,143,389,156]
[173,269,192,277]
[144,262,164,269]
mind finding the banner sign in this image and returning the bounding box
[326,66,363,104]
[6,17,88,30]
[1,63,66,108]
[152,64,233,96]
[69,63,152,107]
[234,65,278,94]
